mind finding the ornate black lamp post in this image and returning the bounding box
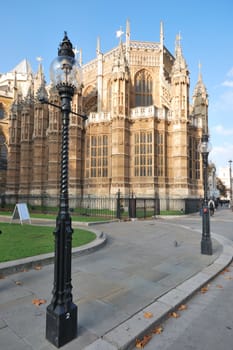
[45,32,81,348]
[229,160,232,203]
[199,134,212,255]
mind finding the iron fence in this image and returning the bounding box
[1,193,199,220]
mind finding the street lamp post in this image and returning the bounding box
[199,134,213,255]
[229,160,232,204]
[45,32,81,348]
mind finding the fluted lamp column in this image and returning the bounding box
[45,32,81,348]
[229,160,232,203]
[199,134,213,255]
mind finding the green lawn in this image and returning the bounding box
[160,210,185,215]
[0,223,96,263]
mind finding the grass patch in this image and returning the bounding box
[0,223,96,263]
[160,210,184,215]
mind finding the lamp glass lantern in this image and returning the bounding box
[198,136,212,155]
[50,54,82,88]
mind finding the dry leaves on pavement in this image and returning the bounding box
[152,326,163,334]
[178,304,187,311]
[15,281,22,286]
[135,334,152,348]
[32,298,47,307]
[200,284,210,294]
[221,268,230,274]
[169,311,180,318]
[224,275,233,280]
[143,311,153,319]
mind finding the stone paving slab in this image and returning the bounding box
[92,232,233,350]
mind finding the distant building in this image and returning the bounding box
[208,163,219,199]
[0,21,209,209]
[218,166,232,199]
[0,59,34,194]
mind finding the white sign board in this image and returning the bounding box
[11,203,31,224]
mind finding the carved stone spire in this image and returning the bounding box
[125,19,130,63]
[173,33,188,72]
[192,62,208,134]
[35,57,46,96]
[159,21,164,79]
[96,36,101,56]
[96,36,103,112]
[193,62,208,97]
[112,39,129,81]
[160,21,164,47]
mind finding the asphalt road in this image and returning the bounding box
[134,207,233,350]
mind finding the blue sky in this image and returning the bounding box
[2,0,233,173]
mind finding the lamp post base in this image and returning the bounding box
[46,303,77,348]
[201,238,212,255]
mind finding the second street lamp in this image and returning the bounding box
[45,32,81,348]
[229,160,232,205]
[199,134,213,255]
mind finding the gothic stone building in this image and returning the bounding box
[1,22,208,208]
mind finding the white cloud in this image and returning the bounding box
[210,143,233,172]
[222,80,233,87]
[213,124,233,136]
[220,67,233,87]
[211,89,233,113]
[227,67,233,77]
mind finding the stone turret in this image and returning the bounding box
[110,24,130,194]
[171,33,190,121]
[96,37,103,112]
[31,60,49,196]
[170,33,190,196]
[192,63,208,134]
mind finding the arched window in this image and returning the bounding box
[134,131,152,177]
[107,80,112,111]
[83,86,97,114]
[0,134,7,170]
[135,70,153,107]
[0,103,5,119]
[90,135,108,177]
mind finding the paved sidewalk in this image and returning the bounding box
[0,212,233,350]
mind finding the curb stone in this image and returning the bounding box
[0,230,107,276]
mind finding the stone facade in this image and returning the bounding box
[0,21,208,204]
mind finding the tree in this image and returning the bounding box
[216,177,227,198]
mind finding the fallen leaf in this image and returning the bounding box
[216,284,223,289]
[32,298,46,307]
[135,334,152,348]
[34,266,42,271]
[170,312,180,318]
[224,276,233,280]
[221,268,230,274]
[143,311,153,319]
[178,304,187,311]
[201,285,209,294]
[152,326,163,334]
[15,281,22,285]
